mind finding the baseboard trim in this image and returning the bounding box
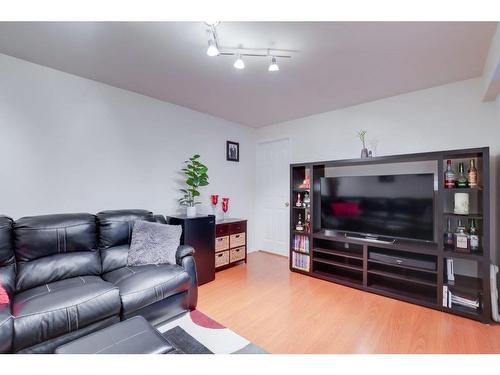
[256,250,288,258]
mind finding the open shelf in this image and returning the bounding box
[443,187,483,192]
[443,305,482,319]
[368,269,436,287]
[313,247,362,260]
[367,259,437,275]
[313,270,363,288]
[313,257,362,272]
[292,230,310,235]
[292,249,310,255]
[367,274,437,307]
[443,250,484,261]
[313,271,363,288]
[443,213,483,220]
[368,260,437,287]
[445,274,482,294]
[292,188,310,193]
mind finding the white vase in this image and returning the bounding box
[186,206,196,217]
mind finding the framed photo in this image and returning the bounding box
[226,141,240,162]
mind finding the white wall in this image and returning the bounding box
[0,53,257,250]
[256,78,500,269]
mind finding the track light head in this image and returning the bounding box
[207,39,219,57]
[233,54,245,70]
[205,21,220,27]
[268,56,279,72]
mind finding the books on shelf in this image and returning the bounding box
[293,234,309,254]
[292,251,310,272]
[442,285,480,310]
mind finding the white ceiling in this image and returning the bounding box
[0,22,496,127]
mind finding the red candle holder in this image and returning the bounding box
[221,197,229,219]
[210,194,219,206]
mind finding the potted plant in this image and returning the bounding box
[357,130,369,158]
[179,154,209,217]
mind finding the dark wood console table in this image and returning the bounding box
[215,218,247,270]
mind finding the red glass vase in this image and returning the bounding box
[221,198,229,218]
[210,194,219,206]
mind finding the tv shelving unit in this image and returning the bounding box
[289,147,491,323]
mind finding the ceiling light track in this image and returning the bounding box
[205,22,292,72]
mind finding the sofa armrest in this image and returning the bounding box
[175,245,198,309]
[175,245,194,264]
[154,214,167,224]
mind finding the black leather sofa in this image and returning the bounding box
[0,209,197,354]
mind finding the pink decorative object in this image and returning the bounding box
[210,194,219,206]
[221,197,229,219]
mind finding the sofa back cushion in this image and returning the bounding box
[14,213,100,291]
[0,216,14,267]
[97,210,154,273]
[97,209,154,249]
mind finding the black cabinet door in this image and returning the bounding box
[166,215,215,285]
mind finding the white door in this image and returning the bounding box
[256,138,291,256]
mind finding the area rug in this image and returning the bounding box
[156,310,267,354]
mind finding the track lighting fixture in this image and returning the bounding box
[204,22,292,72]
[206,39,219,57]
[268,56,279,72]
[204,21,220,27]
[233,54,245,70]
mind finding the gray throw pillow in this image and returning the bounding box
[127,220,182,266]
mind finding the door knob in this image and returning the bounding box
[285,202,290,207]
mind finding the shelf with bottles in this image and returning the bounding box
[291,251,310,272]
[442,157,482,190]
[292,189,311,210]
[292,209,312,235]
[442,216,482,256]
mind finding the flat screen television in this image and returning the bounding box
[320,173,435,242]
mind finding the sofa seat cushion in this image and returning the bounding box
[0,303,13,353]
[12,276,121,352]
[102,264,191,317]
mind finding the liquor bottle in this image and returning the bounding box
[456,162,468,188]
[304,212,311,233]
[454,219,470,252]
[295,193,302,207]
[468,159,478,188]
[444,218,454,249]
[469,219,480,253]
[295,214,304,232]
[444,160,456,189]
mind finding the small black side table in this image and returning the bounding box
[166,214,216,285]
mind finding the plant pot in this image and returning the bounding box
[186,206,197,217]
[360,148,369,158]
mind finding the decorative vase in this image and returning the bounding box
[186,206,196,218]
[361,148,369,158]
[221,198,229,220]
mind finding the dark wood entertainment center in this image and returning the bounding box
[290,147,491,323]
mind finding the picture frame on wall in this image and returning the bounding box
[226,141,239,162]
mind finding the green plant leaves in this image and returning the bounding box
[179,154,209,206]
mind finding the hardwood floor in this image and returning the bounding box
[198,251,500,354]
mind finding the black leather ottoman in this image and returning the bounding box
[55,316,174,354]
